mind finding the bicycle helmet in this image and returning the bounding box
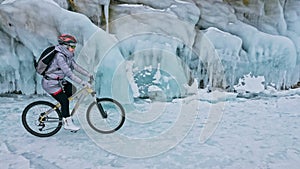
[57,34,77,45]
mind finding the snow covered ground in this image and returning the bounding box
[1,87,300,169]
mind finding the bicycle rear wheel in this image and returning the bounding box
[86,98,125,134]
[22,101,62,137]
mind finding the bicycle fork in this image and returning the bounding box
[96,98,107,119]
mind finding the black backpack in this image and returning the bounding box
[34,46,58,76]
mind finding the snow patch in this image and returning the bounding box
[234,73,265,94]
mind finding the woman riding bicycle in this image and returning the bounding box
[42,34,92,131]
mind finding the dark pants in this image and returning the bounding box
[51,80,76,118]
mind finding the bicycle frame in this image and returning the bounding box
[39,87,95,122]
[69,87,95,116]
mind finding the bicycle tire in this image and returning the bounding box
[22,101,62,137]
[86,98,125,134]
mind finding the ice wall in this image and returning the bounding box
[195,0,298,89]
[53,0,110,31]
[0,0,100,94]
[109,0,299,92]
[107,10,198,100]
[225,0,287,35]
[0,0,300,97]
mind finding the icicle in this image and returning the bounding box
[99,0,110,33]
[104,3,109,33]
[10,37,15,55]
[97,13,101,28]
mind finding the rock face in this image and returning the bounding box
[0,0,299,96]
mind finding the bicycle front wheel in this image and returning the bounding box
[86,98,125,134]
[22,101,62,137]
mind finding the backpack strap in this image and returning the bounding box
[43,50,67,77]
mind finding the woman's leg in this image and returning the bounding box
[52,89,80,130]
[51,91,70,118]
[63,80,77,97]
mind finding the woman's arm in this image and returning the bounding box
[72,60,91,77]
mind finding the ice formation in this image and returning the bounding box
[0,0,100,94]
[0,0,299,100]
[53,0,111,32]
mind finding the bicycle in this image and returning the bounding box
[21,84,126,137]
